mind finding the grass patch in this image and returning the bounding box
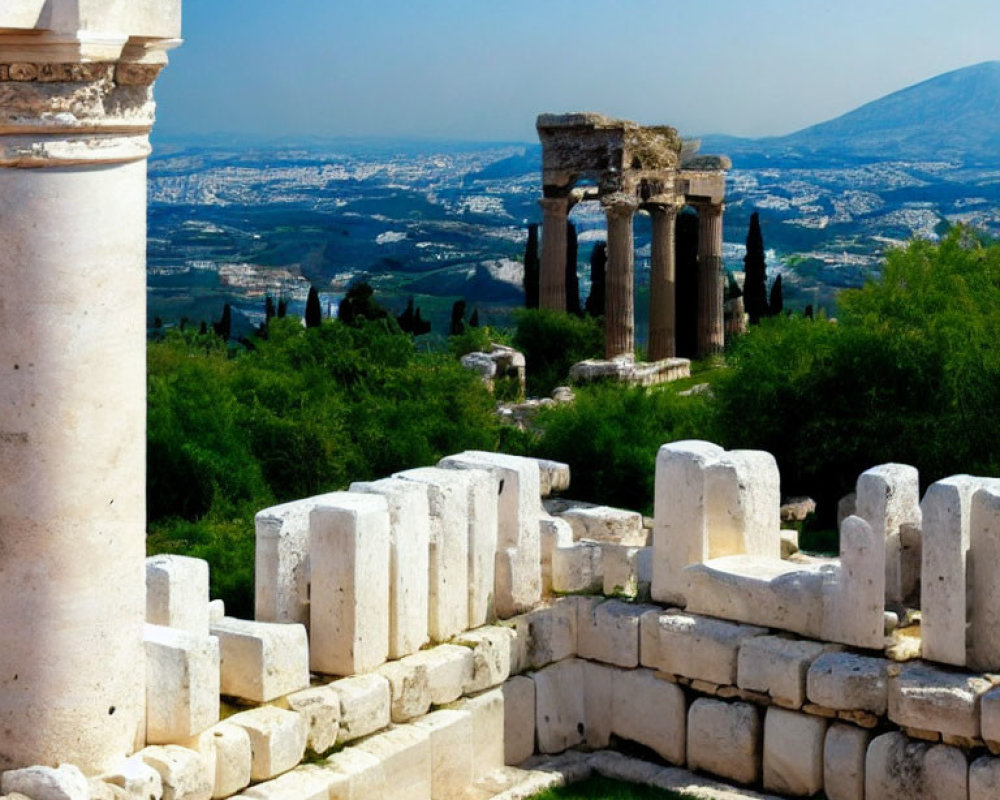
[531,776,693,800]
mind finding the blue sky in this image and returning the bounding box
[155,0,1000,143]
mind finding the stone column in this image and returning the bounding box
[539,195,571,312]
[603,195,638,360]
[648,203,679,361]
[697,203,725,357]
[0,4,180,773]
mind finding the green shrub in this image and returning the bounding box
[513,309,603,396]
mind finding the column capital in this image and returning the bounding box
[601,192,639,219]
[538,194,575,214]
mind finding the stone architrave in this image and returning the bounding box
[539,195,571,312]
[603,195,639,360]
[855,463,921,605]
[0,2,180,773]
[309,492,391,676]
[648,203,679,360]
[970,483,1000,670]
[696,203,725,357]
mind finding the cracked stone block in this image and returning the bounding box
[328,673,391,744]
[888,660,992,737]
[737,635,834,709]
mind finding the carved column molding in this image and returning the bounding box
[538,195,573,312]
[603,194,639,360]
[696,202,726,357]
[647,202,680,360]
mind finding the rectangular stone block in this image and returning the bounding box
[971,484,1000,671]
[980,685,1000,745]
[99,755,165,800]
[402,644,474,706]
[738,635,835,709]
[393,467,470,641]
[146,554,210,635]
[321,749,385,800]
[686,699,761,786]
[639,608,663,668]
[583,660,615,750]
[328,674,391,744]
[412,709,474,798]
[763,707,827,797]
[654,610,767,686]
[856,463,921,604]
[888,660,992,737]
[824,723,870,800]
[350,477,431,658]
[254,493,344,626]
[515,599,577,670]
[539,515,573,595]
[354,726,431,800]
[457,467,499,629]
[211,617,309,703]
[284,686,340,756]
[611,668,686,765]
[822,515,885,649]
[502,676,536,765]
[577,598,656,668]
[238,769,330,800]
[863,733,964,800]
[602,544,642,598]
[705,450,781,561]
[2,766,88,800]
[139,746,213,800]
[309,492,390,675]
[144,624,220,744]
[376,658,431,723]
[534,659,586,754]
[559,504,646,545]
[971,755,1000,800]
[551,541,602,594]
[455,625,514,693]
[806,652,889,715]
[453,688,505,780]
[925,743,969,800]
[226,707,307,782]
[192,722,252,800]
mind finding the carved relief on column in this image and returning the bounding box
[647,202,680,360]
[602,194,638,360]
[696,202,725,357]
[538,195,572,312]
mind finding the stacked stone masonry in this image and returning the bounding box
[13,442,1000,799]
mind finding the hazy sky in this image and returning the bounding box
[155,0,1000,143]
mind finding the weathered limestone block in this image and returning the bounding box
[535,458,570,497]
[577,598,657,668]
[638,609,664,668]
[806,652,889,715]
[705,449,781,561]
[456,625,515,693]
[823,723,870,800]
[534,659,586,753]
[822,515,885,649]
[516,599,577,670]
[139,747,213,800]
[350,477,431,658]
[558,504,646,546]
[146,555,210,636]
[354,726,431,800]
[737,635,834,708]
[855,463,921,604]
[502,677,536,766]
[888,660,992,737]
[284,686,340,756]
[539,514,573,595]
[328,673,391,744]
[393,467,470,641]
[602,544,642,598]
[438,451,542,616]
[321,749,385,800]
[462,467,499,628]
[453,688,505,780]
[762,708,826,797]
[237,770,330,800]
[924,744,969,800]
[971,755,1000,800]
[184,723,252,800]
[921,476,985,667]
[551,540,603,594]
[210,617,309,703]
[686,699,761,786]
[144,624,220,744]
[1,766,88,800]
[970,483,1000,671]
[208,600,225,624]
[583,660,616,750]
[309,492,390,675]
[654,610,767,685]
[412,709,474,799]
[254,493,344,626]
[402,644,474,706]
[612,668,686,765]
[864,733,963,800]
[99,756,164,800]
[376,658,431,723]
[226,707,307,782]
[979,685,1000,745]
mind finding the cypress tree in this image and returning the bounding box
[213,302,232,341]
[305,286,322,328]
[565,222,581,315]
[585,241,607,317]
[397,297,415,333]
[265,295,275,323]
[743,212,770,325]
[469,308,479,328]
[524,223,540,309]
[675,211,700,358]
[769,274,784,317]
[277,298,288,318]
[450,299,466,336]
[412,307,431,335]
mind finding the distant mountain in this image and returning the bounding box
[702,61,1000,164]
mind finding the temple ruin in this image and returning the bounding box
[536,113,730,361]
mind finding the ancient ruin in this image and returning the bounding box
[536,113,730,362]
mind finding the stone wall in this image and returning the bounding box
[10,443,1000,799]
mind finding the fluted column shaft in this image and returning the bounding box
[697,203,725,357]
[539,196,571,312]
[603,197,638,360]
[648,203,679,360]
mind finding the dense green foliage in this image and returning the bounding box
[531,776,690,800]
[147,316,503,615]
[512,309,604,396]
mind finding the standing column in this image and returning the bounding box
[603,195,638,360]
[697,203,725,357]
[538,195,571,312]
[0,5,180,773]
[648,203,679,360]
